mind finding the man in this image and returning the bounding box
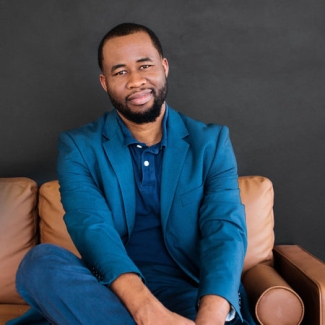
[8,23,255,325]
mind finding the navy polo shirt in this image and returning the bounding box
[117,108,179,268]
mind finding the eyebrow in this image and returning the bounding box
[111,57,153,73]
[137,57,153,63]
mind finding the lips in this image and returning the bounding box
[127,89,153,106]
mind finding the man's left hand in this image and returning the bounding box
[195,295,230,325]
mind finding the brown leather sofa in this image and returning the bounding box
[0,176,324,325]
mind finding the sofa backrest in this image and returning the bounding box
[0,175,274,304]
[38,175,275,273]
[239,176,274,272]
[0,178,38,304]
[38,182,80,258]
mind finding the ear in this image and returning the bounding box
[162,58,169,78]
[99,74,108,92]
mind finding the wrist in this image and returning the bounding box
[110,273,162,323]
[196,295,230,325]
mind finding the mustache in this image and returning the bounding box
[126,88,155,101]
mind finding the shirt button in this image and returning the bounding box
[137,145,142,148]
[144,161,149,166]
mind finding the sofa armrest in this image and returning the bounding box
[274,245,325,325]
[0,305,30,325]
[242,263,304,325]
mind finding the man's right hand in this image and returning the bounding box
[110,273,195,325]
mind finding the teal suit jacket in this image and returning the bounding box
[56,105,247,316]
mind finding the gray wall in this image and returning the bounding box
[1,1,325,261]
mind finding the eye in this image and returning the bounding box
[114,70,127,76]
[140,64,152,70]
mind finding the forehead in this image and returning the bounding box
[101,32,160,67]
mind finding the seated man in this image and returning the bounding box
[8,23,256,325]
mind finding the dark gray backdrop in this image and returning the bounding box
[1,1,325,261]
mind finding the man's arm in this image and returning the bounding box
[110,273,195,325]
[196,126,247,322]
[195,295,230,325]
[57,131,141,284]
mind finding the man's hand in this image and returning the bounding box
[110,273,195,325]
[195,295,230,325]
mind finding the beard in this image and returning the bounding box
[107,80,168,124]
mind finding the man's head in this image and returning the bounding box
[98,23,169,125]
[98,23,164,72]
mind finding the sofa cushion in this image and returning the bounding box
[0,305,30,324]
[39,181,80,257]
[38,176,275,273]
[242,264,304,325]
[0,178,38,304]
[239,176,274,273]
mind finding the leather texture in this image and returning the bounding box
[238,176,274,273]
[243,264,304,324]
[38,181,80,258]
[0,178,38,304]
[38,176,275,274]
[1,176,323,325]
[274,245,325,325]
[0,306,30,325]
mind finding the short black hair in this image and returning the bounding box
[97,23,164,71]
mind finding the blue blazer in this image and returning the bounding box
[56,105,247,316]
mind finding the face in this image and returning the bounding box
[99,32,169,124]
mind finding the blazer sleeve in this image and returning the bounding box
[197,126,247,316]
[56,131,143,285]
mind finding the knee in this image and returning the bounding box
[18,244,68,272]
[16,244,75,293]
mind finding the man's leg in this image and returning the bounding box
[138,264,256,325]
[15,244,135,325]
[138,264,198,320]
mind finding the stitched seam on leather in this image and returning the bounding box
[275,247,323,324]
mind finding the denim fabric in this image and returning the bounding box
[8,244,255,325]
[10,244,135,325]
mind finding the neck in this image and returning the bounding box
[118,104,166,147]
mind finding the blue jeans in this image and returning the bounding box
[7,244,255,325]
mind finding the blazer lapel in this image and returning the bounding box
[100,108,189,234]
[101,110,136,236]
[161,108,189,229]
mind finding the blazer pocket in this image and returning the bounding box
[180,185,203,207]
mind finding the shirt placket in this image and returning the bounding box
[141,147,156,189]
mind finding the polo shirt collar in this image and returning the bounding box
[116,105,168,149]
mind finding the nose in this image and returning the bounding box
[126,71,146,89]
